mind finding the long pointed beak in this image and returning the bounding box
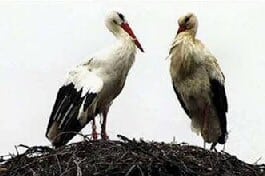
[121,23,144,52]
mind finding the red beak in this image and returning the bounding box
[121,23,144,52]
[177,25,186,34]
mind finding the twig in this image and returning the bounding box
[73,159,82,176]
[55,154,62,174]
[253,157,262,165]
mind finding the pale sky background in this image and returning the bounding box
[0,1,264,164]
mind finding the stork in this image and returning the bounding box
[168,13,228,150]
[46,11,144,147]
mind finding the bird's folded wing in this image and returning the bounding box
[46,66,103,135]
[206,57,228,143]
[205,55,228,114]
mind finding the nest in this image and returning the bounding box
[0,135,264,176]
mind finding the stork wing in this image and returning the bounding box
[205,55,228,113]
[205,54,228,144]
[196,41,228,113]
[193,41,228,144]
[46,65,103,147]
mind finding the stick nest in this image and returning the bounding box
[0,135,264,176]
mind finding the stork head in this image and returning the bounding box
[177,13,198,35]
[105,11,144,52]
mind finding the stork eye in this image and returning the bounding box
[118,13,125,21]
[113,19,118,24]
[185,16,190,23]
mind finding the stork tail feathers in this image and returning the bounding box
[47,119,83,148]
[46,83,97,147]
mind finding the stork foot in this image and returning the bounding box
[92,119,98,140]
[210,142,217,152]
[101,132,109,140]
[92,132,98,140]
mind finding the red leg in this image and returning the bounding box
[101,107,109,140]
[92,118,98,140]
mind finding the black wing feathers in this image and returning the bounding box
[46,83,97,147]
[210,79,228,144]
[173,84,191,118]
[210,79,228,113]
[84,93,97,110]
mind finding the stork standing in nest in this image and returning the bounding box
[168,13,228,150]
[46,11,144,147]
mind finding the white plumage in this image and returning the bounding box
[46,11,143,147]
[65,66,104,96]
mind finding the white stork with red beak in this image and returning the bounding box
[46,11,144,147]
[168,13,228,150]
